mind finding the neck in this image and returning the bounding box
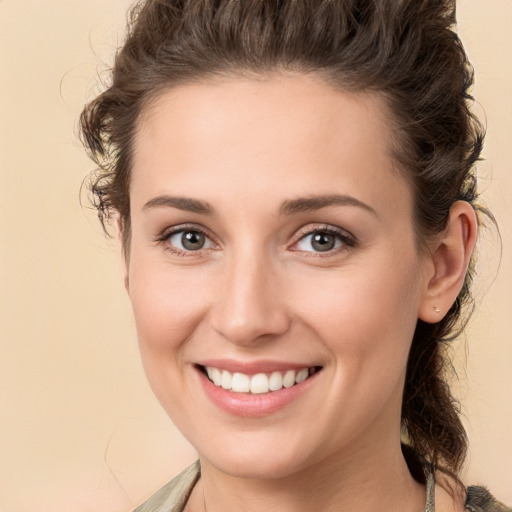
[195,435,425,512]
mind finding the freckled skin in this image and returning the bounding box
[125,75,472,511]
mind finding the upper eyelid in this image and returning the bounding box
[160,223,214,240]
[292,224,355,242]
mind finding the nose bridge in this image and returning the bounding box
[212,244,289,345]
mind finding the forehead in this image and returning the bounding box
[131,74,411,219]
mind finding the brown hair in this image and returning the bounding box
[80,0,486,480]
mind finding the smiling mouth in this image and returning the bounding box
[199,366,322,394]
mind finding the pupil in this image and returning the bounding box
[312,233,335,252]
[182,231,205,250]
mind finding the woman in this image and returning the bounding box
[80,1,510,511]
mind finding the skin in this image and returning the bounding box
[125,74,476,512]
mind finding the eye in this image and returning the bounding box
[294,229,354,253]
[166,229,215,252]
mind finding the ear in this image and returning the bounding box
[418,201,478,323]
[114,214,130,294]
[123,258,130,294]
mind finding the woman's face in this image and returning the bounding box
[127,75,433,479]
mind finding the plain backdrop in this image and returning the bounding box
[0,1,510,510]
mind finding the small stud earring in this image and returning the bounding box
[433,306,441,313]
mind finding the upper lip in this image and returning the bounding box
[196,359,320,374]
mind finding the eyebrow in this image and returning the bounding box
[279,194,377,217]
[143,195,214,214]
[142,193,377,217]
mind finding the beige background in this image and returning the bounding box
[0,1,510,510]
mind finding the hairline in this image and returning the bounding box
[121,70,428,259]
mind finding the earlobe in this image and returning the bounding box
[418,201,478,323]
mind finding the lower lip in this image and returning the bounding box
[196,368,320,417]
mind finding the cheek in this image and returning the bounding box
[128,258,212,354]
[126,258,214,414]
[291,253,423,373]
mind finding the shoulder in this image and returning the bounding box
[465,485,511,512]
[133,461,201,512]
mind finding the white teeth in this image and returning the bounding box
[231,372,250,393]
[210,367,222,386]
[295,368,309,384]
[221,370,232,390]
[250,373,269,394]
[205,366,315,394]
[283,370,296,388]
[268,371,283,391]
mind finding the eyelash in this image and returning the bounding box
[156,224,356,257]
[156,224,216,257]
[290,225,356,256]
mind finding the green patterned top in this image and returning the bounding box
[133,461,511,512]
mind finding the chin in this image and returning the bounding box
[194,430,321,480]
[204,452,310,480]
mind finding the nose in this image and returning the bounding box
[210,251,291,346]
